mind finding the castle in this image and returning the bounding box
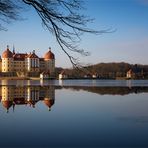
[0,46,55,78]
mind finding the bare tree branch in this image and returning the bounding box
[0,0,113,68]
[0,0,21,30]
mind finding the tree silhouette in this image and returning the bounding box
[0,0,21,31]
[0,0,109,67]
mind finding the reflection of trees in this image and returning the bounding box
[55,86,148,95]
[1,85,148,113]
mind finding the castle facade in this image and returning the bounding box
[0,46,55,77]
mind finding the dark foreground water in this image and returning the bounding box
[0,80,148,147]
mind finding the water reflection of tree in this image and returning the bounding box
[55,86,148,95]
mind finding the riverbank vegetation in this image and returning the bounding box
[55,62,148,79]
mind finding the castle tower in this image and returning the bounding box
[43,47,55,76]
[26,50,40,72]
[2,45,14,72]
[1,85,14,113]
[26,86,40,108]
[42,86,55,110]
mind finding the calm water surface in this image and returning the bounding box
[0,80,148,147]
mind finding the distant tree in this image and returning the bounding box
[0,0,110,67]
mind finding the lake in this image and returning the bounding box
[0,80,148,147]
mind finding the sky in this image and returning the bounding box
[0,0,148,68]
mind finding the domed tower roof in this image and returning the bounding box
[44,48,55,60]
[2,100,13,113]
[43,98,54,110]
[2,45,13,58]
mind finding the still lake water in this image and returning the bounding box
[0,80,148,147]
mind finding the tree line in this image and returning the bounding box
[55,62,148,79]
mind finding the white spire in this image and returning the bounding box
[7,45,9,49]
[13,44,15,54]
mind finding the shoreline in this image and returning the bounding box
[0,77,39,80]
[0,77,147,80]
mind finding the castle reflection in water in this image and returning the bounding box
[1,79,148,113]
[0,85,55,113]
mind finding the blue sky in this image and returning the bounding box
[0,0,148,68]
